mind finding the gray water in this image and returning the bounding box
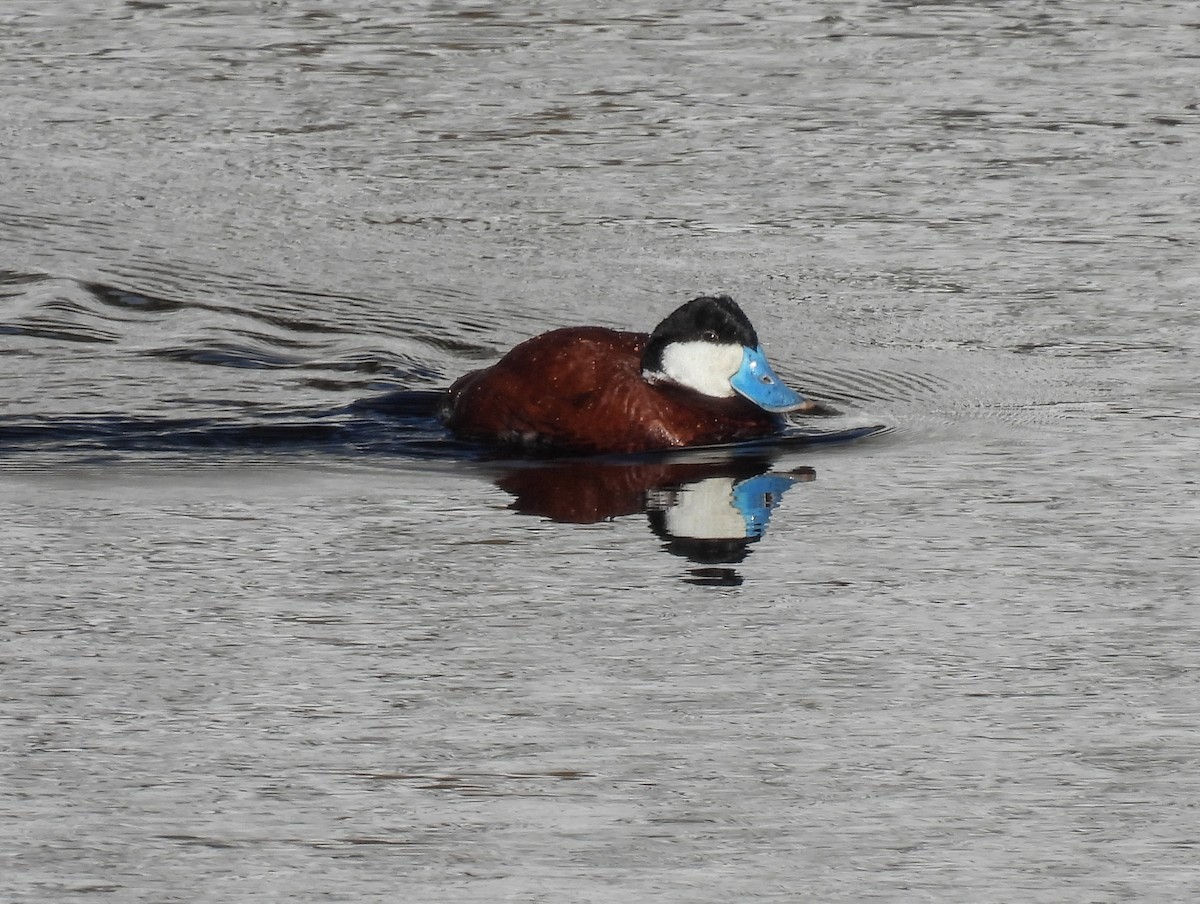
[2,2,1197,901]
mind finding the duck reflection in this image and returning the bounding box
[491,453,814,583]
[357,390,878,584]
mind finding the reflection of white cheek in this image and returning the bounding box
[661,478,747,539]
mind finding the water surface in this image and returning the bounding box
[2,2,1197,902]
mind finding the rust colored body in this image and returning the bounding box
[439,327,784,455]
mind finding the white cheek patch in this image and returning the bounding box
[651,341,743,398]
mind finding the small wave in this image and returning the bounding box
[0,272,488,389]
[797,345,1089,440]
[0,274,123,344]
[84,281,188,314]
[805,364,951,406]
[144,344,303,370]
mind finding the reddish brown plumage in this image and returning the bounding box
[440,326,783,454]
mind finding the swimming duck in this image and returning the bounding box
[439,294,811,455]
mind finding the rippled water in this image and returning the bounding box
[2,2,1197,902]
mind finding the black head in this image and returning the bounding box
[641,295,760,373]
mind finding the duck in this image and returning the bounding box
[438,294,812,455]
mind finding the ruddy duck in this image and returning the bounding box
[439,294,811,455]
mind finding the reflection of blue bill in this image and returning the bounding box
[732,472,800,538]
